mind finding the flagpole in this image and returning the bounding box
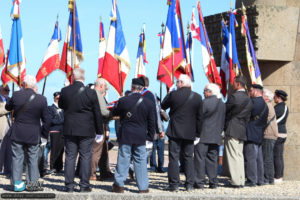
[160,22,164,99]
[72,0,76,78]
[42,77,47,96]
[186,23,190,76]
[177,0,187,68]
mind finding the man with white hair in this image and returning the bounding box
[194,83,225,189]
[5,75,51,192]
[59,68,103,193]
[262,89,278,185]
[161,74,203,191]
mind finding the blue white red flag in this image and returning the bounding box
[0,26,5,68]
[36,20,61,82]
[220,20,230,97]
[102,0,130,96]
[135,24,147,78]
[10,0,21,18]
[190,7,200,41]
[241,7,262,85]
[1,50,11,86]
[228,10,241,84]
[98,19,106,77]
[6,0,26,86]
[60,1,83,83]
[157,0,186,88]
[197,1,222,87]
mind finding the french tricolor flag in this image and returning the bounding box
[135,24,147,78]
[97,19,106,77]
[0,25,5,68]
[102,0,130,96]
[190,7,200,41]
[220,20,230,97]
[36,20,61,82]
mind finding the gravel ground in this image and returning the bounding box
[1,148,300,200]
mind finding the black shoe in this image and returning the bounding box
[209,184,217,189]
[225,183,244,188]
[245,181,256,187]
[165,185,179,192]
[185,185,194,191]
[65,188,74,193]
[100,172,114,181]
[156,168,167,173]
[80,187,92,193]
[194,184,204,189]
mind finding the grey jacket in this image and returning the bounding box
[200,95,225,145]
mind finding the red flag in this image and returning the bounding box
[0,26,5,68]
[1,50,11,86]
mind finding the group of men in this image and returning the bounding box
[0,67,289,193]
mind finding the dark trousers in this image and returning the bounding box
[50,132,64,171]
[274,137,286,178]
[168,137,194,187]
[244,142,264,184]
[262,139,275,183]
[0,133,12,175]
[150,138,165,171]
[98,139,111,176]
[64,136,94,189]
[194,143,219,186]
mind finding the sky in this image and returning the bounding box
[0,0,236,104]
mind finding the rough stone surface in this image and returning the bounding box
[294,35,300,60]
[236,0,287,8]
[287,0,300,8]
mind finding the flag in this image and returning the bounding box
[36,20,61,82]
[228,10,241,84]
[102,0,130,96]
[220,20,230,97]
[190,7,200,41]
[241,6,262,85]
[185,31,194,81]
[135,24,147,78]
[1,50,11,86]
[6,0,26,86]
[97,18,106,77]
[157,0,186,88]
[0,26,5,68]
[60,0,83,83]
[197,1,222,86]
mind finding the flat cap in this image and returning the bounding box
[132,77,145,87]
[275,89,288,99]
[251,84,263,90]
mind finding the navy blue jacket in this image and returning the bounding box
[274,102,289,133]
[112,93,155,145]
[48,104,64,132]
[5,88,51,145]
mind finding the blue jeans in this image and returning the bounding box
[114,144,148,190]
[150,139,165,171]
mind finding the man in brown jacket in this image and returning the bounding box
[262,89,278,185]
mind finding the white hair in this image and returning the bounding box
[206,83,222,99]
[95,78,107,87]
[23,75,37,88]
[73,68,85,81]
[178,74,192,87]
[263,88,274,102]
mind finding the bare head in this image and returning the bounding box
[73,68,85,82]
[204,83,222,99]
[177,74,192,89]
[233,75,247,91]
[263,88,274,103]
[23,75,37,90]
[94,78,108,94]
[0,85,10,98]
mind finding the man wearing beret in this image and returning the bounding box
[111,78,155,193]
[273,90,289,183]
[244,84,269,187]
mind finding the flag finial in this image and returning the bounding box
[68,0,74,10]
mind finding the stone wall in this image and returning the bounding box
[205,1,300,180]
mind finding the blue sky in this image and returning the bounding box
[0,0,236,104]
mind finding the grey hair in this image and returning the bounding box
[95,78,107,87]
[73,68,85,81]
[23,75,37,88]
[206,83,222,99]
[178,74,191,87]
[263,88,274,102]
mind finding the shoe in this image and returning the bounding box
[65,188,74,193]
[185,185,194,191]
[108,141,115,150]
[165,185,179,192]
[245,181,256,187]
[156,168,167,173]
[274,178,283,184]
[194,184,204,189]
[225,183,244,188]
[112,183,124,193]
[44,169,56,176]
[90,176,97,181]
[209,184,217,189]
[100,172,114,181]
[139,189,149,193]
[14,181,26,192]
[80,187,92,193]
[257,182,266,186]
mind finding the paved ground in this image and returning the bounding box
[1,148,300,200]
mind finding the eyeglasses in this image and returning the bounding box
[204,89,211,92]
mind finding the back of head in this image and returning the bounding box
[234,75,247,89]
[143,76,149,87]
[73,68,85,82]
[23,75,37,89]
[178,74,192,88]
[94,78,106,87]
[206,83,222,99]
[263,88,274,102]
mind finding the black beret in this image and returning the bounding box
[53,92,61,98]
[132,78,145,87]
[251,84,263,90]
[275,90,288,99]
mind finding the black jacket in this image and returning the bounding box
[112,93,155,145]
[200,95,225,145]
[161,87,203,140]
[5,88,51,145]
[225,90,252,141]
[58,81,103,137]
[246,96,269,144]
[48,104,64,132]
[274,102,289,133]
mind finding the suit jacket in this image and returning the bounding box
[58,81,103,137]
[5,88,50,145]
[274,102,289,133]
[0,102,10,140]
[225,90,252,141]
[161,87,203,140]
[200,95,225,145]
[48,103,64,132]
[142,89,160,133]
[95,90,110,123]
[112,93,155,145]
[246,96,269,144]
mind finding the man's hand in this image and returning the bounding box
[159,132,165,139]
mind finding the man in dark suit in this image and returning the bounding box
[223,75,252,188]
[59,68,103,193]
[48,92,64,174]
[111,78,155,193]
[244,84,269,187]
[5,75,50,192]
[161,74,203,191]
[194,83,225,189]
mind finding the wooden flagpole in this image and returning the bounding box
[160,22,164,99]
